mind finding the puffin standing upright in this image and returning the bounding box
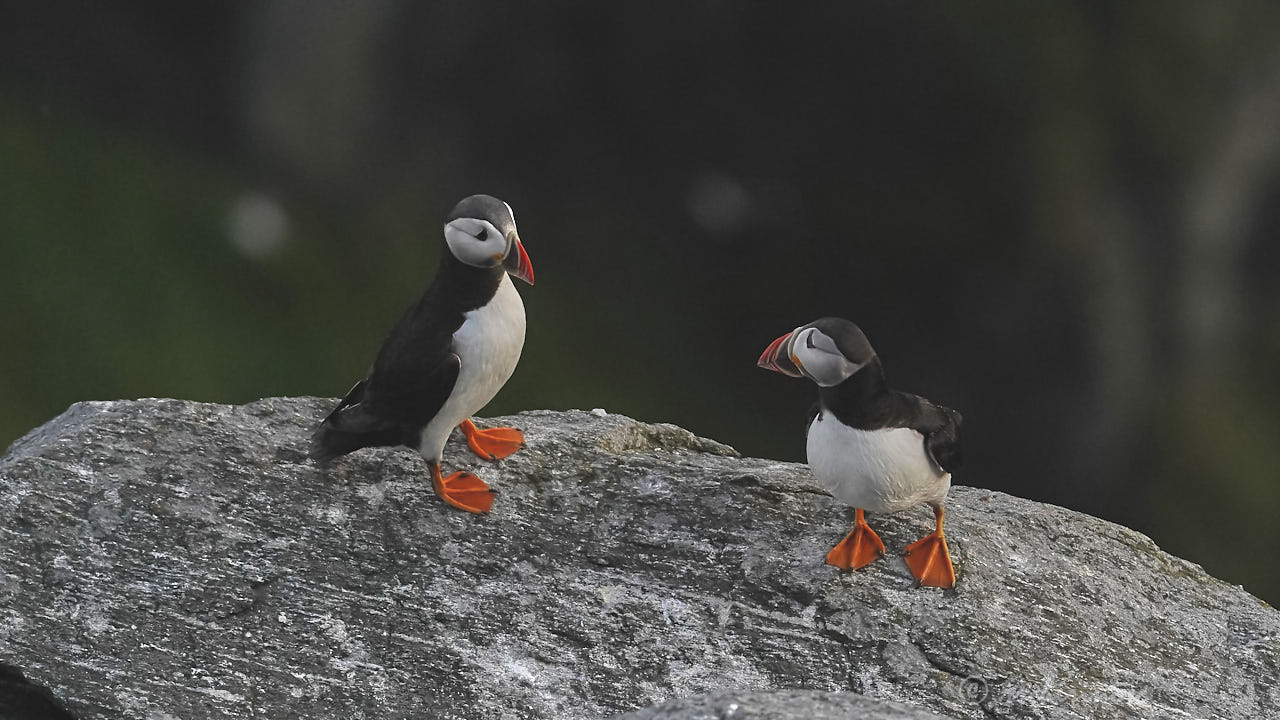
[311,194,535,514]
[757,317,962,588]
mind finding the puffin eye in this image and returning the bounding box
[806,334,817,350]
[472,227,487,240]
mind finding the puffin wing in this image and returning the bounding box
[923,405,963,473]
[365,349,461,427]
[311,379,399,462]
[318,378,378,429]
[361,287,467,427]
[310,354,460,463]
[896,393,963,474]
[311,288,464,462]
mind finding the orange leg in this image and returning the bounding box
[826,508,886,570]
[903,505,956,588]
[430,461,494,514]
[459,419,525,461]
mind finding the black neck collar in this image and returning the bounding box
[817,357,894,429]
[431,243,506,312]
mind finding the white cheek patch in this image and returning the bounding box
[444,219,508,268]
[793,341,858,387]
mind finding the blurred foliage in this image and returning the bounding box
[2,2,1278,603]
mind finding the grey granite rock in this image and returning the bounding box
[609,689,957,719]
[1,398,1277,720]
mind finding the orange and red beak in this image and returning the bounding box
[758,331,803,377]
[503,233,535,285]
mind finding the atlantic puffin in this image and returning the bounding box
[757,317,962,588]
[311,194,535,514]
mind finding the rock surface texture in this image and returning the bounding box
[1,398,1277,720]
[611,689,956,720]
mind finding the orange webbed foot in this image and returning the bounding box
[904,506,956,588]
[431,464,495,514]
[826,508,886,571]
[460,419,525,461]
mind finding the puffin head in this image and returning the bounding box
[442,194,535,285]
[757,317,877,387]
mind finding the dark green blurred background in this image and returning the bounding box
[3,2,1278,603]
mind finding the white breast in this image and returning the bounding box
[806,411,950,514]
[417,274,526,461]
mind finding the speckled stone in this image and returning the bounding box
[610,689,957,719]
[1,398,1277,720]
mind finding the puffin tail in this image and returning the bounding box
[309,422,403,465]
[311,381,405,464]
[309,426,348,465]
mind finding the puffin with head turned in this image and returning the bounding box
[311,194,535,514]
[758,317,962,588]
